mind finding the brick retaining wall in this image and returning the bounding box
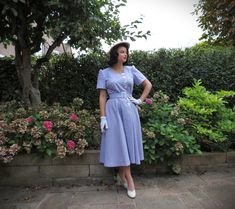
[0,150,234,186]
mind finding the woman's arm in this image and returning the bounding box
[139,79,152,102]
[99,89,107,116]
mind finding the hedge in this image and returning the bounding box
[0,56,21,101]
[1,45,234,109]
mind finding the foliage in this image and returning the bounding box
[178,80,235,151]
[0,0,150,107]
[39,53,107,109]
[140,81,234,173]
[0,0,150,51]
[193,0,235,46]
[140,91,201,174]
[1,81,234,170]
[0,56,21,101]
[0,98,100,163]
[1,45,235,109]
[130,46,235,104]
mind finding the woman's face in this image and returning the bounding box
[117,46,128,64]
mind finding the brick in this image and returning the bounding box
[227,151,235,164]
[182,152,226,166]
[90,164,114,177]
[0,176,52,186]
[39,165,89,178]
[0,166,39,178]
[132,163,170,175]
[0,166,46,186]
[52,150,100,165]
[2,154,52,166]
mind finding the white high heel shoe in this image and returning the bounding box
[127,189,136,199]
[116,175,128,189]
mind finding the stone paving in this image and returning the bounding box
[0,167,235,209]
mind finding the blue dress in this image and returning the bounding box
[96,65,146,167]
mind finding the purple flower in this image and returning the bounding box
[25,117,33,123]
[67,140,76,150]
[145,98,153,105]
[70,114,78,121]
[43,121,53,131]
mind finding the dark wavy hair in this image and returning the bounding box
[107,42,130,67]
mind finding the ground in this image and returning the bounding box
[0,167,235,209]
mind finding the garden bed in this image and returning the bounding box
[0,150,234,186]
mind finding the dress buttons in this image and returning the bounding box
[122,74,127,89]
[126,98,131,106]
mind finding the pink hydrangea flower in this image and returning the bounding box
[70,113,78,121]
[67,140,76,150]
[25,116,33,123]
[43,121,53,131]
[145,98,153,105]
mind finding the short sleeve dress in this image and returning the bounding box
[96,65,146,167]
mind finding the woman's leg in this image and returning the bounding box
[119,166,126,181]
[123,166,135,191]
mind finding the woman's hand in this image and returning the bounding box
[100,116,108,133]
[129,97,143,105]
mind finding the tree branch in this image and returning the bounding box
[34,34,66,70]
[30,15,46,54]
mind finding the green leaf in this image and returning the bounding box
[46,149,53,156]
[130,37,136,41]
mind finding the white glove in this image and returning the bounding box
[129,97,143,105]
[100,116,108,133]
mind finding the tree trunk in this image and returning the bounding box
[15,42,23,89]
[31,68,41,109]
[14,6,65,109]
[14,4,42,109]
[15,44,41,109]
[21,48,32,107]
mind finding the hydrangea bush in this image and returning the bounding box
[1,80,234,175]
[140,80,235,174]
[0,98,99,163]
[140,91,201,174]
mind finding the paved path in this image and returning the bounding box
[1,167,235,209]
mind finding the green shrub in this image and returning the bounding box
[39,53,107,109]
[178,80,235,151]
[130,46,235,106]
[0,56,21,101]
[1,45,234,108]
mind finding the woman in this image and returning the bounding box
[96,42,152,198]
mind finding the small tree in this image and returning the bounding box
[194,0,235,46]
[0,0,150,108]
